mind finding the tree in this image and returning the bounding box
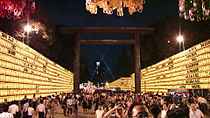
[0,9,55,57]
[112,45,134,79]
[151,15,210,60]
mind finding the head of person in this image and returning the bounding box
[116,104,124,115]
[11,100,17,105]
[169,104,176,110]
[108,104,114,110]
[162,103,168,110]
[98,104,103,110]
[167,110,177,118]
[40,100,44,104]
[128,103,149,118]
[4,98,7,102]
[29,102,33,107]
[190,103,196,111]
[3,107,8,112]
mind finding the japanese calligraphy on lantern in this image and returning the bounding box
[109,39,210,93]
[0,31,74,103]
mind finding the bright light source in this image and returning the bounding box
[167,40,170,43]
[105,82,109,85]
[96,61,100,66]
[177,35,184,42]
[24,24,32,33]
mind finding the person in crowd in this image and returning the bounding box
[93,95,100,111]
[73,98,79,117]
[193,100,200,109]
[95,104,105,118]
[82,97,88,114]
[66,96,74,116]
[150,100,161,118]
[0,106,14,118]
[198,96,208,113]
[160,97,166,107]
[8,101,19,118]
[48,99,57,118]
[44,96,51,118]
[27,102,35,118]
[87,96,93,113]
[22,95,28,102]
[104,104,127,118]
[36,100,45,118]
[62,96,67,116]
[169,104,176,110]
[22,100,29,118]
[128,103,149,118]
[173,95,179,104]
[189,103,204,118]
[126,98,133,108]
[161,103,168,118]
[3,99,9,113]
[31,94,37,110]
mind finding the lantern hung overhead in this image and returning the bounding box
[178,0,210,21]
[86,0,145,16]
[0,0,35,19]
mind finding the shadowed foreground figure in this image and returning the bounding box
[128,103,149,118]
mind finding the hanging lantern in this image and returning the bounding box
[0,0,35,19]
[86,0,145,16]
[178,0,210,21]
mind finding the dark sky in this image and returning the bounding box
[37,0,179,81]
[38,0,178,26]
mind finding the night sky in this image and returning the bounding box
[38,0,178,26]
[37,0,179,81]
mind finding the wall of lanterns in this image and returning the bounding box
[109,39,210,93]
[0,31,74,103]
[108,77,134,91]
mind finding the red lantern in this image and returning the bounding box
[0,0,35,19]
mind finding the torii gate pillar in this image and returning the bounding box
[134,34,141,93]
[73,33,80,93]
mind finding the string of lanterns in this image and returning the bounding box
[0,0,35,19]
[179,0,210,21]
[86,0,145,16]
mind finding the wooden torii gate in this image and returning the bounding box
[59,27,154,93]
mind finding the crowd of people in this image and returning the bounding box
[0,91,209,118]
[0,94,58,118]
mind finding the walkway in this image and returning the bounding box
[49,106,95,118]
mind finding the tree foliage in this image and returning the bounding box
[151,15,210,60]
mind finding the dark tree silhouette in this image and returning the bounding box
[151,15,210,60]
[112,45,134,80]
[112,15,210,81]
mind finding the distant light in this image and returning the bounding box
[177,35,184,42]
[167,40,170,43]
[96,61,100,66]
[105,82,109,85]
[24,25,32,33]
[112,88,116,91]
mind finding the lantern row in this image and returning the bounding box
[109,39,210,93]
[0,31,74,103]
